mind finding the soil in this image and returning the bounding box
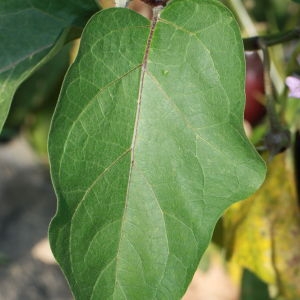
[0,137,72,300]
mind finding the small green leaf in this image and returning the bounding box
[49,1,266,299]
[0,0,99,132]
[241,269,271,300]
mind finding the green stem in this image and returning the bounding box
[227,0,258,36]
[227,0,284,94]
[243,28,300,51]
[258,39,281,131]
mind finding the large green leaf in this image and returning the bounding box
[0,0,99,132]
[48,1,266,298]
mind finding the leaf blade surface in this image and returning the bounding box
[0,0,99,132]
[49,1,266,299]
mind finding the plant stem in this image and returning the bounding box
[227,0,258,36]
[243,28,300,51]
[259,39,281,132]
[115,0,128,7]
[228,0,284,94]
[259,39,291,156]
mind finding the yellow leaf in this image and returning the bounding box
[224,153,300,299]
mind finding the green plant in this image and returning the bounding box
[1,0,300,298]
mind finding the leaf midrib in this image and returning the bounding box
[112,12,160,297]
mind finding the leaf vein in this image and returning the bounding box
[146,71,233,161]
[58,65,141,182]
[113,12,159,296]
[0,43,52,74]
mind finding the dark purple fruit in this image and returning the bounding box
[244,52,266,126]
